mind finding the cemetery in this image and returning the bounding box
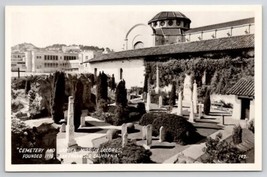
[11,67,255,164]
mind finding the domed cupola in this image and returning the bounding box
[148,11,191,45]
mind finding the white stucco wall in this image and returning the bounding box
[249,99,255,120]
[87,58,145,89]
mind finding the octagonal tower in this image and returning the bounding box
[148,11,191,45]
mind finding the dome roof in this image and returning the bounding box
[148,11,191,24]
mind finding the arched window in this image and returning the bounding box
[120,68,123,80]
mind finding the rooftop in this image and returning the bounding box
[227,77,254,97]
[85,34,254,63]
[148,11,191,24]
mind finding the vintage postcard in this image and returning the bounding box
[5,5,262,171]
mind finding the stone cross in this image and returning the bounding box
[61,123,66,133]
[122,133,128,148]
[146,91,151,111]
[159,126,165,142]
[66,96,77,147]
[177,91,183,116]
[146,124,152,146]
[142,126,146,140]
[121,123,127,136]
[192,80,198,114]
[183,74,192,106]
[158,95,163,108]
[189,100,195,123]
[80,116,85,127]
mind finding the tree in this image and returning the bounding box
[25,78,31,94]
[169,81,176,107]
[74,79,83,131]
[109,74,116,91]
[51,71,65,124]
[115,80,127,107]
[96,72,108,111]
[143,74,148,93]
[204,88,211,115]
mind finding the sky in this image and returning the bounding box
[7,6,255,52]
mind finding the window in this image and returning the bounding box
[120,68,123,80]
[94,68,97,76]
[168,20,173,26]
[153,22,157,27]
[160,21,165,26]
[176,20,180,26]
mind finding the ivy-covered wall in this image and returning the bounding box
[145,56,254,95]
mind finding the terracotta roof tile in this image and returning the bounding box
[85,34,254,63]
[227,77,254,97]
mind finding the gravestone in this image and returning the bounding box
[159,126,165,142]
[177,91,183,116]
[189,100,195,123]
[146,91,151,111]
[66,96,77,147]
[155,64,160,94]
[80,116,85,127]
[61,123,66,133]
[158,95,163,108]
[122,133,128,148]
[121,123,127,136]
[142,126,146,140]
[192,80,198,114]
[82,155,87,164]
[183,74,192,106]
[146,124,152,146]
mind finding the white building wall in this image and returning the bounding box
[249,99,255,120]
[88,59,145,89]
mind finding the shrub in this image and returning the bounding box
[151,113,201,144]
[93,138,153,164]
[74,79,84,131]
[204,89,211,115]
[115,80,127,107]
[112,105,129,125]
[139,112,164,126]
[248,119,254,133]
[202,133,246,163]
[232,125,242,144]
[137,102,146,115]
[97,98,108,113]
[169,81,176,107]
[96,71,108,102]
[25,78,31,94]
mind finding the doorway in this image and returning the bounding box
[241,98,250,120]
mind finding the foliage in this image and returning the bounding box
[248,119,254,133]
[112,105,129,126]
[204,88,211,115]
[51,71,65,124]
[232,125,242,144]
[169,81,176,107]
[96,72,108,111]
[25,78,31,94]
[202,133,246,163]
[115,80,127,107]
[93,138,153,164]
[143,74,149,93]
[151,113,202,144]
[145,57,254,95]
[74,79,84,131]
[108,74,116,91]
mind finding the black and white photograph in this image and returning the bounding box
[5,5,262,171]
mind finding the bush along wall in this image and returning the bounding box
[145,57,254,95]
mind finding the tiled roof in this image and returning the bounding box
[187,18,254,34]
[148,11,191,24]
[227,77,254,97]
[85,34,254,63]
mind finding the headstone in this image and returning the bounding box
[177,91,183,116]
[82,155,87,164]
[155,64,159,94]
[142,126,146,140]
[158,95,163,108]
[146,124,152,146]
[192,80,198,114]
[159,126,165,142]
[121,123,127,136]
[106,129,119,141]
[80,116,85,127]
[66,96,77,147]
[189,100,195,123]
[127,90,131,102]
[198,104,203,118]
[183,74,192,106]
[146,91,151,111]
[61,123,66,132]
[122,133,128,148]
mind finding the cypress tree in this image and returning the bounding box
[25,78,31,94]
[143,74,148,93]
[115,80,127,107]
[169,81,176,107]
[74,79,83,131]
[204,88,211,115]
[110,74,116,91]
[52,71,65,124]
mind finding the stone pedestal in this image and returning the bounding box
[142,126,146,140]
[146,124,152,146]
[80,116,85,127]
[198,104,203,118]
[189,100,195,123]
[121,123,127,136]
[177,91,183,116]
[158,95,163,108]
[66,96,77,147]
[183,74,192,107]
[192,81,198,114]
[155,64,159,94]
[159,126,165,142]
[61,123,66,133]
[122,133,128,148]
[146,91,151,111]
